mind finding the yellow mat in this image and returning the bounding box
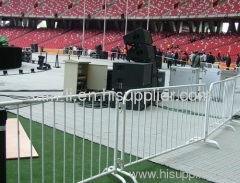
[6,118,39,159]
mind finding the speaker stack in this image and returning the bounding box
[123,28,158,88]
[109,28,160,110]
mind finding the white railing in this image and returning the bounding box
[232,75,240,116]
[0,92,121,183]
[204,78,236,138]
[119,84,208,170]
[1,76,240,183]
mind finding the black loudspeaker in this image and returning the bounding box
[127,44,155,62]
[112,62,152,90]
[111,62,153,110]
[54,13,58,18]
[99,51,108,59]
[38,56,45,67]
[0,46,22,70]
[123,28,153,46]
[121,13,124,19]
[155,55,162,69]
[31,44,38,52]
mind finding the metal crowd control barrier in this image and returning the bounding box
[118,84,209,171]
[204,78,236,145]
[0,92,123,183]
[1,78,240,183]
[232,75,240,116]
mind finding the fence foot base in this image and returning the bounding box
[231,119,240,124]
[186,136,202,144]
[111,172,127,183]
[204,139,221,149]
[104,166,127,183]
[225,124,236,132]
[117,168,138,183]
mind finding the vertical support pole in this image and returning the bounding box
[0,108,7,183]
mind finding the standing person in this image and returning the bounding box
[77,48,81,59]
[73,46,77,55]
[166,51,173,69]
[181,51,188,66]
[236,54,240,67]
[216,52,223,62]
[189,51,195,64]
[117,45,122,59]
[191,51,198,66]
[225,53,231,68]
[202,51,207,62]
[156,48,162,58]
[192,51,201,68]
[79,46,83,56]
[122,46,127,61]
[173,50,179,66]
[110,47,115,60]
[206,52,215,64]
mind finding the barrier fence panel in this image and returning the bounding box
[119,84,208,170]
[232,75,240,116]
[2,77,240,183]
[204,78,236,137]
[0,92,121,183]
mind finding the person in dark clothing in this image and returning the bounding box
[156,48,162,58]
[216,52,223,62]
[110,47,116,60]
[225,53,231,68]
[206,52,215,64]
[116,45,121,59]
[181,51,188,66]
[191,51,198,67]
[79,47,83,56]
[173,50,179,66]
[192,51,201,68]
[166,51,173,69]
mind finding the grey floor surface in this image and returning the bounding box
[0,53,239,183]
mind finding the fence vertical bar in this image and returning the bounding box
[0,108,7,183]
[41,103,45,183]
[114,99,120,172]
[230,79,236,118]
[120,100,126,171]
[204,84,211,140]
